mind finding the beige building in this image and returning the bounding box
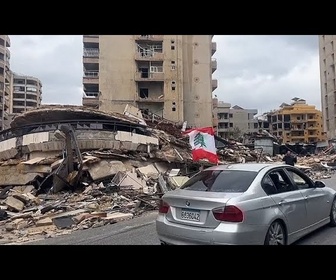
[213,98,258,139]
[83,35,217,128]
[12,73,42,114]
[0,35,11,131]
[319,35,336,139]
[267,98,326,144]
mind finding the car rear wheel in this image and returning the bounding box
[264,221,286,245]
[329,198,336,227]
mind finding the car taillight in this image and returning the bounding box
[212,206,243,222]
[158,199,170,214]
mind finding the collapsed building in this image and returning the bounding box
[0,104,335,244]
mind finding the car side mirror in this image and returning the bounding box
[314,180,326,188]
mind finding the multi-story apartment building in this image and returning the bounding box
[0,35,11,131]
[213,98,258,139]
[267,98,326,144]
[319,35,336,140]
[82,35,217,128]
[12,73,42,114]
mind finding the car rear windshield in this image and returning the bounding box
[180,170,258,192]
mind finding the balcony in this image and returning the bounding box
[4,84,10,96]
[83,96,99,108]
[83,35,99,44]
[136,94,164,103]
[290,119,306,123]
[83,91,99,98]
[212,42,217,55]
[83,48,99,58]
[217,127,231,132]
[135,35,164,42]
[307,126,318,130]
[135,52,164,61]
[83,77,99,85]
[25,98,38,103]
[84,71,99,77]
[212,79,218,91]
[4,96,10,109]
[0,44,5,54]
[83,56,99,64]
[135,71,164,82]
[211,58,217,73]
[0,35,10,47]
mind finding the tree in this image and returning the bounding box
[229,126,242,140]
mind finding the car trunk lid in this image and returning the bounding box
[163,190,242,228]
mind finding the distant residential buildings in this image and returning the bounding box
[319,35,336,140]
[0,35,43,131]
[12,73,42,114]
[213,98,258,139]
[262,98,326,144]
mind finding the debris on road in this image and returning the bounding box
[0,104,336,244]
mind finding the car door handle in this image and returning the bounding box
[304,196,308,200]
[278,200,286,206]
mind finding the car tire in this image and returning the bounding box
[329,198,336,227]
[264,221,286,245]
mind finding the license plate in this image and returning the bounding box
[181,209,200,222]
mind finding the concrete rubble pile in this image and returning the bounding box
[0,105,336,244]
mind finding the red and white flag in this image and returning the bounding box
[184,127,219,164]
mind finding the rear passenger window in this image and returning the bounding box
[262,169,296,195]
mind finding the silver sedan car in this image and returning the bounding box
[156,163,336,245]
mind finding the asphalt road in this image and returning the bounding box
[22,175,336,245]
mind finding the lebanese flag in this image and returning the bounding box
[184,127,219,164]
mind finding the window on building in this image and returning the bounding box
[139,88,149,98]
[229,113,233,118]
[26,87,37,92]
[171,46,175,50]
[171,66,176,70]
[229,123,233,128]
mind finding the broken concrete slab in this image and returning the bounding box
[102,212,133,222]
[137,164,159,179]
[12,193,31,204]
[36,217,53,227]
[5,197,25,212]
[0,164,43,186]
[17,163,52,174]
[118,171,146,190]
[86,160,126,181]
[47,209,87,219]
[23,185,35,194]
[52,217,75,229]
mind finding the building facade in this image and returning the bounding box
[213,98,258,139]
[267,98,326,144]
[0,35,11,131]
[82,35,217,128]
[12,73,42,114]
[319,35,336,140]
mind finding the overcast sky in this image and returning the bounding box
[9,35,320,114]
